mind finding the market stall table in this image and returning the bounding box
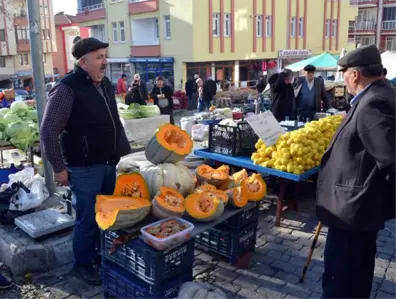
[194,148,320,226]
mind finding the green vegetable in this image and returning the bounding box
[26,110,38,122]
[119,104,160,119]
[0,108,10,116]
[3,113,20,125]
[10,101,29,116]
[4,121,36,151]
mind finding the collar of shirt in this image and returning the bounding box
[305,78,315,90]
[350,83,373,106]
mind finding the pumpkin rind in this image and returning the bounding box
[196,165,229,187]
[95,195,151,230]
[113,173,150,199]
[152,187,185,219]
[145,123,193,165]
[226,182,249,208]
[185,192,224,222]
[245,173,267,201]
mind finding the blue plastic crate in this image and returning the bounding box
[101,231,194,288]
[195,221,258,264]
[102,260,192,299]
[222,202,260,229]
[0,164,23,184]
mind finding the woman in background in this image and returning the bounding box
[150,76,174,124]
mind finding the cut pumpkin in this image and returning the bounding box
[95,195,151,230]
[152,187,185,219]
[113,173,150,199]
[226,182,249,208]
[216,165,230,176]
[145,123,193,165]
[196,184,217,193]
[185,192,224,222]
[245,173,267,201]
[196,165,229,187]
[232,169,248,183]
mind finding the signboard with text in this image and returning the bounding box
[278,49,312,59]
[246,111,285,146]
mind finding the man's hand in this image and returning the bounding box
[55,170,69,186]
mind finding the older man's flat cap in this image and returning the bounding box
[337,45,382,71]
[72,37,109,60]
[304,64,316,72]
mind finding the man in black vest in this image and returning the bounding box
[40,38,130,285]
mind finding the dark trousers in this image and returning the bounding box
[322,226,378,298]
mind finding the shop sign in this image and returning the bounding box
[129,57,174,63]
[10,74,19,80]
[278,49,312,59]
[246,111,285,146]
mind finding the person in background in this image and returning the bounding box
[197,78,210,112]
[316,45,395,299]
[382,68,394,88]
[150,76,174,124]
[204,76,217,104]
[294,65,332,121]
[116,74,127,96]
[40,38,130,285]
[268,69,295,121]
[256,74,268,94]
[146,79,154,94]
[125,74,148,105]
[185,76,195,110]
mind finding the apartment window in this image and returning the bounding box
[155,18,159,39]
[213,13,220,37]
[119,21,125,42]
[0,57,5,68]
[164,16,171,39]
[325,19,330,38]
[19,54,23,66]
[332,20,337,38]
[290,17,296,37]
[385,36,396,50]
[112,22,118,43]
[43,53,47,63]
[0,29,5,41]
[355,36,375,46]
[298,17,304,37]
[24,53,29,65]
[224,14,231,37]
[266,16,272,37]
[256,15,263,37]
[42,29,50,40]
[356,9,376,31]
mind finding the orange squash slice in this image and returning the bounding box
[245,173,267,201]
[152,187,185,219]
[185,192,224,222]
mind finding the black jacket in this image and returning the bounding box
[268,73,295,121]
[150,85,174,115]
[316,80,395,232]
[294,77,332,112]
[125,82,148,106]
[185,79,195,97]
[59,67,130,167]
[204,79,217,97]
[256,78,268,93]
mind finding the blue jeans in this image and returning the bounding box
[197,97,210,112]
[68,165,116,266]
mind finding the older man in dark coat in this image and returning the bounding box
[294,65,332,121]
[316,45,395,298]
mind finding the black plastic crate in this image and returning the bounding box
[209,122,258,156]
[101,231,194,288]
[222,202,260,229]
[102,260,192,299]
[195,221,258,264]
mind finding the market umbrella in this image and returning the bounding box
[285,52,338,72]
[381,51,396,80]
[335,48,346,81]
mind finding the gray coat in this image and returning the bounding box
[294,77,332,112]
[316,79,395,232]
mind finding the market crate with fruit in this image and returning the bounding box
[97,123,265,299]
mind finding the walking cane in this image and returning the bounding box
[300,222,323,283]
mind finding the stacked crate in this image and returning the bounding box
[195,202,259,264]
[100,230,195,298]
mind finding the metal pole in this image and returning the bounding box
[27,0,56,196]
[376,0,384,49]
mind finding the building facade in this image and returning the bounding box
[348,0,396,52]
[75,0,358,91]
[0,0,57,89]
[53,13,90,77]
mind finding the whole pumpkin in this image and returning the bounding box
[177,282,227,299]
[138,161,195,198]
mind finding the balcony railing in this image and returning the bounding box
[77,3,104,13]
[350,0,378,5]
[355,21,377,31]
[383,20,396,31]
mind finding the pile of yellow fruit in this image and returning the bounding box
[251,115,344,175]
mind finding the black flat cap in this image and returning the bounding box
[337,45,381,71]
[72,37,109,60]
[304,64,316,72]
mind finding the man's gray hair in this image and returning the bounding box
[349,64,383,78]
[74,53,89,67]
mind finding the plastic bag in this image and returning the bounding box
[191,124,209,141]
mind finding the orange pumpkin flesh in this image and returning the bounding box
[196,165,229,187]
[196,184,217,193]
[152,187,185,219]
[204,190,229,206]
[185,192,224,222]
[95,195,152,230]
[113,173,150,199]
[232,169,248,182]
[226,183,249,208]
[245,174,267,201]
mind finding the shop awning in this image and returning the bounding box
[381,51,396,80]
[286,52,338,72]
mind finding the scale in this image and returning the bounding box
[14,189,75,239]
